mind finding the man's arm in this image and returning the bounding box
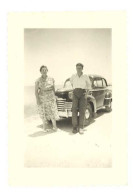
[64,78,70,87]
[85,76,91,98]
[86,75,91,90]
[64,75,74,87]
[69,75,74,88]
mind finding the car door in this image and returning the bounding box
[92,78,105,108]
[91,78,101,108]
[101,78,107,106]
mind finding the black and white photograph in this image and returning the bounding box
[8,11,127,186]
[24,28,112,168]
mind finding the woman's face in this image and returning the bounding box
[41,67,48,76]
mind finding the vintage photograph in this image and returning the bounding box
[24,28,112,168]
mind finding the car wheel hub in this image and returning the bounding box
[85,109,90,119]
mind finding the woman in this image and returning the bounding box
[35,65,59,131]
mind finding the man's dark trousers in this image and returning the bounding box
[72,88,87,129]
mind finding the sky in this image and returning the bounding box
[24,28,111,86]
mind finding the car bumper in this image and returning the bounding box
[104,98,112,106]
[58,110,72,118]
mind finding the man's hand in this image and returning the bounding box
[84,90,89,99]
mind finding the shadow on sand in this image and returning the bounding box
[29,129,58,137]
[88,108,106,125]
[29,108,110,137]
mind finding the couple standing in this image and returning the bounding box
[35,63,91,134]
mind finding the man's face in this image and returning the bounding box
[76,65,83,74]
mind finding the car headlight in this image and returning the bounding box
[105,92,112,98]
[68,91,73,100]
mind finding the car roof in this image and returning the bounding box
[88,74,105,79]
[65,74,106,81]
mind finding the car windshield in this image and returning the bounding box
[64,80,73,89]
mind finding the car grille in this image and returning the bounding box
[56,98,72,111]
[65,102,72,111]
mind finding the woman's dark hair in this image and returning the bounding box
[40,65,48,72]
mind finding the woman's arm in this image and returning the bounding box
[52,78,55,93]
[35,81,41,105]
[52,85,55,93]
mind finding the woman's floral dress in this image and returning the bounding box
[35,77,59,122]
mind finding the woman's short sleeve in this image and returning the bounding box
[35,79,39,86]
[35,78,40,87]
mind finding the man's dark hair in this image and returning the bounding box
[76,63,84,68]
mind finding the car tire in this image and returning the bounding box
[105,100,112,112]
[84,103,93,126]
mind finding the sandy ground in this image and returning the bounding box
[24,109,112,168]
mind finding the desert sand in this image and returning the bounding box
[24,109,112,168]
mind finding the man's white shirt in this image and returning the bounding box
[70,74,91,90]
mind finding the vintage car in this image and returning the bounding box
[55,75,112,126]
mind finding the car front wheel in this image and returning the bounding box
[84,103,93,126]
[105,100,112,112]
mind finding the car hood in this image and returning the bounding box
[56,88,72,93]
[55,88,73,99]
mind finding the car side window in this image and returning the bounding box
[93,80,97,88]
[102,79,107,87]
[96,79,103,88]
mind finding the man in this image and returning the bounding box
[70,63,91,134]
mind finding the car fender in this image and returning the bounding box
[104,90,112,106]
[87,95,97,113]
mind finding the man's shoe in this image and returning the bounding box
[79,128,84,134]
[72,128,78,134]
